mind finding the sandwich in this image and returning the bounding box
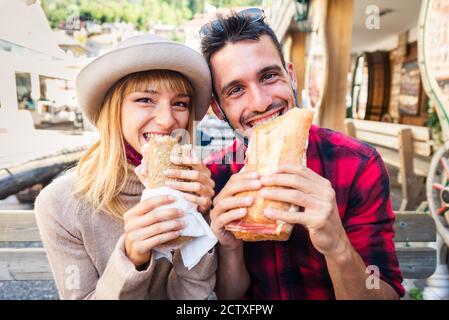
[140,134,191,188]
[225,107,314,241]
[140,134,194,248]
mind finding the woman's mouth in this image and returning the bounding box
[143,132,170,141]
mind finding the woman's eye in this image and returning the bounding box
[173,101,190,109]
[136,97,154,104]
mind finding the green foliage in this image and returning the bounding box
[41,0,264,30]
[408,288,424,300]
[426,99,443,146]
[209,0,262,7]
[41,0,193,30]
[188,0,204,14]
[427,107,442,132]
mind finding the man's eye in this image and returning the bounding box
[229,86,243,96]
[263,73,277,82]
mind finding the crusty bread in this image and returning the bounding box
[143,135,194,247]
[143,135,190,189]
[226,107,314,241]
[229,223,293,241]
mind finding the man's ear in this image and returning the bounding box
[210,98,225,120]
[286,62,298,89]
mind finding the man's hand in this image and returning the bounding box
[260,164,399,299]
[210,171,262,250]
[260,164,349,259]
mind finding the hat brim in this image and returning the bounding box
[76,40,212,125]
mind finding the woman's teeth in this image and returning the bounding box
[143,132,168,141]
[250,111,281,127]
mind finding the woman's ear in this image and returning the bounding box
[210,98,225,120]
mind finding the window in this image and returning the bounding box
[15,72,33,111]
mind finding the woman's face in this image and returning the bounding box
[121,85,191,153]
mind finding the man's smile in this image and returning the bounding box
[244,104,288,128]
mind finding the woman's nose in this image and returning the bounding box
[154,104,176,129]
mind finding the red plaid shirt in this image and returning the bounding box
[206,124,405,300]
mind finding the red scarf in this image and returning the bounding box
[124,141,142,167]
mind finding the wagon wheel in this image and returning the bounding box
[427,142,449,247]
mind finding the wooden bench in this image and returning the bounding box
[0,210,52,280]
[0,209,437,282]
[393,211,437,279]
[344,119,434,211]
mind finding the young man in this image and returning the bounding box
[200,9,405,300]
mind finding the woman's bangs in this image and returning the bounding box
[121,70,194,98]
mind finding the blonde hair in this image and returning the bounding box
[73,70,196,220]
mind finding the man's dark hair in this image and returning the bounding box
[200,11,286,71]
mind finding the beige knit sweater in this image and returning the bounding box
[34,165,217,300]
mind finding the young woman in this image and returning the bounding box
[34,35,217,299]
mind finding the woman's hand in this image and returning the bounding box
[123,195,184,268]
[164,155,215,215]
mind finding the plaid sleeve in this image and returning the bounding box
[206,139,244,195]
[344,152,405,297]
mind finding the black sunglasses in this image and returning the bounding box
[199,8,266,38]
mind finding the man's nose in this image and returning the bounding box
[154,104,176,129]
[248,84,272,113]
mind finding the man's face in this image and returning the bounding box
[210,35,296,138]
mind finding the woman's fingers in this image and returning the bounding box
[165,180,214,198]
[134,219,185,241]
[165,168,215,188]
[170,155,205,170]
[165,168,201,181]
[125,208,186,254]
[164,162,215,212]
[135,231,183,255]
[180,192,212,214]
[124,208,183,233]
[124,195,175,222]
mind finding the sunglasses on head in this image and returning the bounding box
[199,7,266,38]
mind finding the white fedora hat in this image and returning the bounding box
[76,34,212,126]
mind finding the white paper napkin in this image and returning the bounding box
[140,187,217,270]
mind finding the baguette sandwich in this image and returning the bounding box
[225,107,314,241]
[140,134,194,248]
